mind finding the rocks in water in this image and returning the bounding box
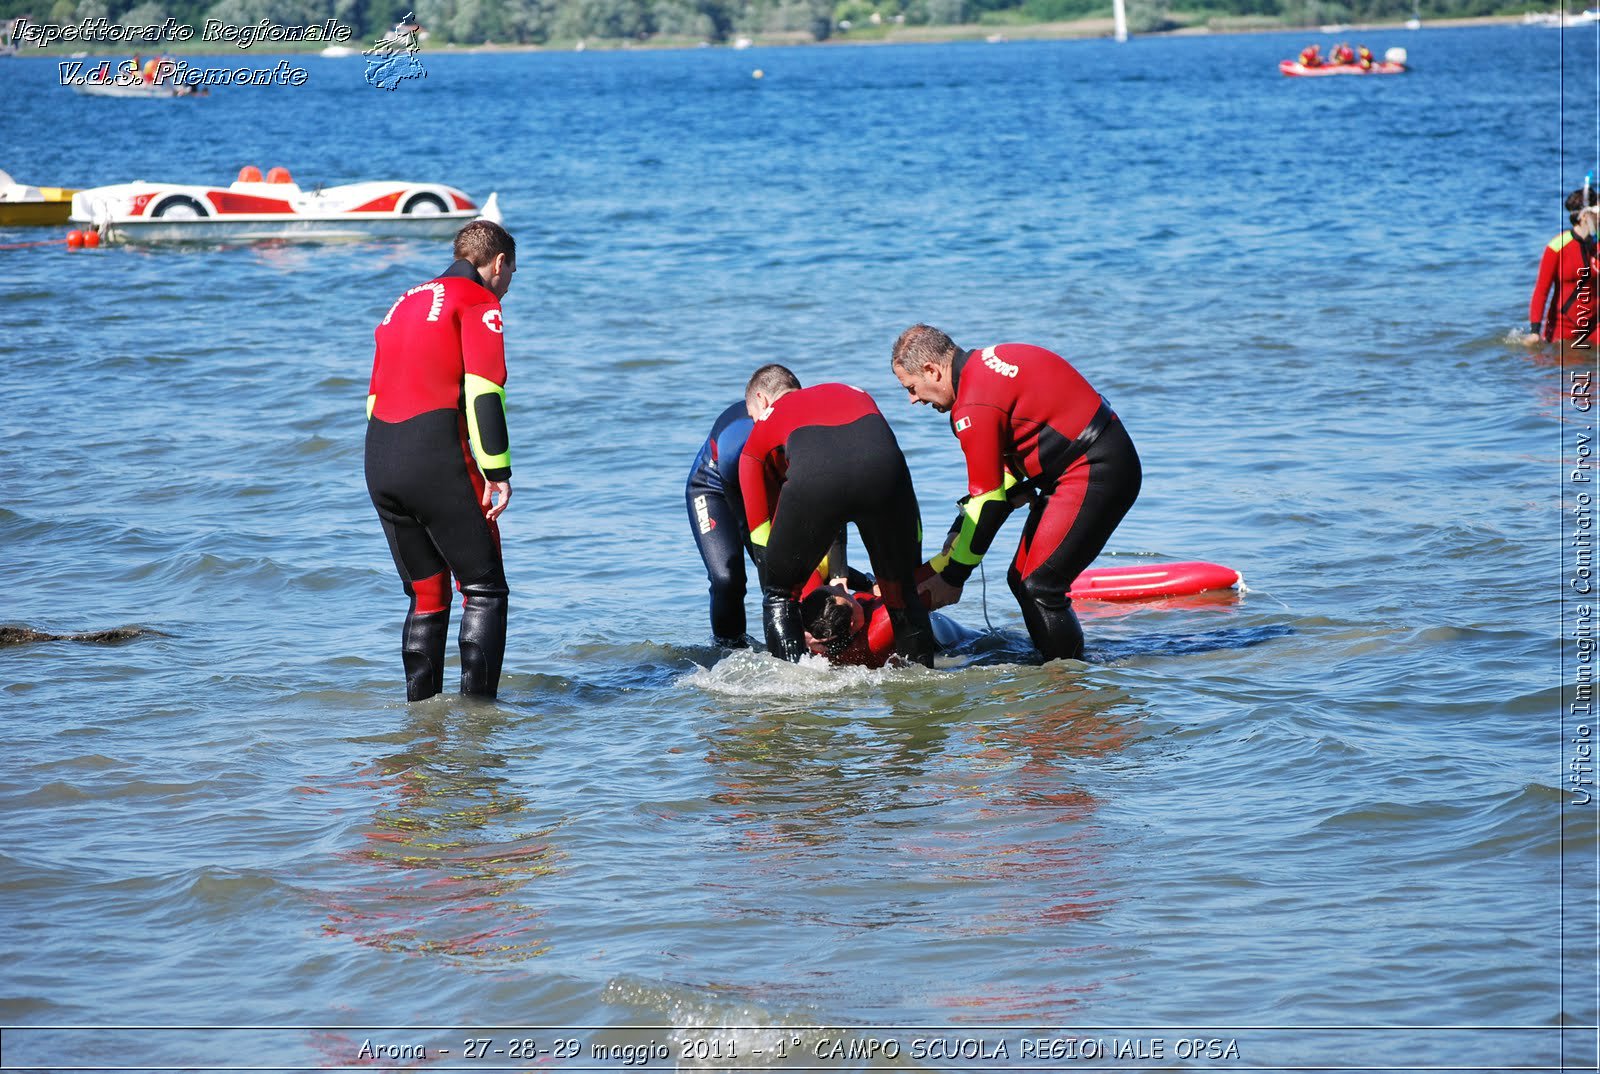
[0,625,152,647]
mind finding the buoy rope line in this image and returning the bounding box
[0,235,78,250]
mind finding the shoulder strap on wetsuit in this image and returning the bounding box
[1559,231,1596,315]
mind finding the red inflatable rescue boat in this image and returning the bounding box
[1070,561,1242,602]
[1279,59,1406,76]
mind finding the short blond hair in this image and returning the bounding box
[745,363,801,405]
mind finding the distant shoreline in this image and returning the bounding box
[6,11,1533,58]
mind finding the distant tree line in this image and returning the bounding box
[0,0,1533,46]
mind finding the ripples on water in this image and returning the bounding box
[0,21,1592,1068]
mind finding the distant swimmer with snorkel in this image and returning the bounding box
[739,364,936,667]
[1529,183,1600,352]
[365,220,517,701]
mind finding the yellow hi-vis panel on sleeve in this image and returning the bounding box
[463,373,511,473]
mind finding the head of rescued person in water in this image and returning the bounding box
[891,323,962,414]
[801,585,865,658]
[745,363,801,420]
[454,219,518,299]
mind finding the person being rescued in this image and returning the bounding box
[799,571,978,669]
[1298,43,1323,67]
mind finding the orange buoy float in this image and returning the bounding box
[265,166,293,184]
[237,165,263,182]
[66,230,83,249]
[82,230,101,248]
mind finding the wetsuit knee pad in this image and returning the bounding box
[458,578,507,699]
[460,567,509,600]
[1009,570,1070,630]
[1016,570,1072,611]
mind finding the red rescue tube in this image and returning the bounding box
[1070,560,1242,602]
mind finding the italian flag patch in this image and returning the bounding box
[954,417,971,432]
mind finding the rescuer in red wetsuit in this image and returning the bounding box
[1356,45,1374,70]
[1298,44,1322,67]
[891,325,1141,662]
[1529,187,1600,349]
[1330,42,1355,65]
[687,397,849,647]
[365,221,517,701]
[739,364,935,666]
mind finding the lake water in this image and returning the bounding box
[1,21,1596,1072]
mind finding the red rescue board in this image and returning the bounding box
[1070,561,1242,602]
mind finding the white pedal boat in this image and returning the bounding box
[69,166,501,244]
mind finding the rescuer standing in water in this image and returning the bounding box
[686,401,759,646]
[739,365,936,667]
[891,324,1140,662]
[365,221,517,700]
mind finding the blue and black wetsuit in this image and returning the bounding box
[686,402,756,645]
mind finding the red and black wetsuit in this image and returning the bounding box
[739,383,934,665]
[365,259,512,700]
[929,343,1141,661]
[1530,230,1598,347]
